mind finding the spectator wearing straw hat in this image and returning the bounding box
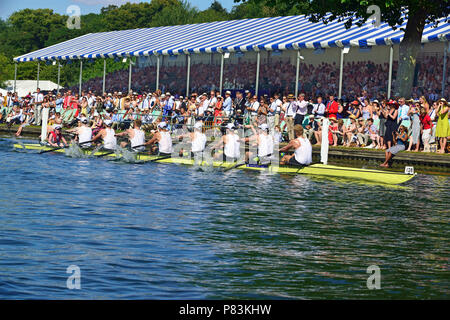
[436,98,450,153]
[284,94,297,141]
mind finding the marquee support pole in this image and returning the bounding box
[102,58,106,94]
[219,53,224,95]
[295,50,301,97]
[14,62,17,94]
[186,54,191,97]
[156,55,160,91]
[79,60,83,96]
[37,61,40,90]
[387,45,394,99]
[255,51,260,97]
[442,41,448,97]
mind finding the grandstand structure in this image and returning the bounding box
[12,13,450,98]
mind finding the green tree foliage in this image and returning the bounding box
[0,0,308,89]
[236,0,450,98]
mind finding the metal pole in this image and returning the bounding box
[57,63,61,94]
[186,54,191,97]
[295,50,300,97]
[156,55,160,91]
[102,58,106,94]
[219,53,224,95]
[14,62,17,94]
[387,45,394,99]
[128,58,132,94]
[442,41,448,97]
[338,48,344,99]
[79,59,83,96]
[255,51,260,97]
[37,61,40,90]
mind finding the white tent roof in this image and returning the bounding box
[14,13,450,62]
[2,80,63,97]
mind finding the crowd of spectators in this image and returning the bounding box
[69,54,448,103]
[1,84,449,154]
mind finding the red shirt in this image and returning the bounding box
[326,100,339,118]
[420,114,432,130]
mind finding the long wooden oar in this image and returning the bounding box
[148,154,172,163]
[105,144,148,162]
[96,149,117,158]
[223,161,246,172]
[97,142,148,158]
[39,139,94,154]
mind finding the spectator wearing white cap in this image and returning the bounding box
[207,90,217,113]
[223,91,233,117]
[32,88,44,125]
[247,95,260,124]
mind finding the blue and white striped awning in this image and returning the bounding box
[14,13,450,62]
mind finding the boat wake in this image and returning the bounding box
[64,143,89,158]
[106,146,145,164]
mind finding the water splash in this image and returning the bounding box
[89,145,103,157]
[64,143,86,158]
[107,146,143,164]
[12,140,27,153]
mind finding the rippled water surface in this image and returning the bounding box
[0,138,448,299]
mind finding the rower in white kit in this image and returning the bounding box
[145,121,174,156]
[242,123,274,164]
[212,123,240,162]
[67,117,92,148]
[279,124,312,166]
[177,121,207,158]
[116,119,146,151]
[91,119,117,150]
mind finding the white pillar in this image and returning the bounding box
[79,60,83,96]
[128,58,132,94]
[57,62,61,94]
[102,58,106,94]
[186,54,191,97]
[14,62,17,93]
[320,118,329,165]
[338,49,344,99]
[295,50,301,97]
[219,53,224,94]
[156,55,160,91]
[442,41,448,97]
[387,45,394,99]
[37,61,40,90]
[255,51,260,97]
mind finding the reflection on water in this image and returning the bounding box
[0,138,448,299]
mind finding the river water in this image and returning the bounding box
[0,138,448,299]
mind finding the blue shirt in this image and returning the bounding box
[398,104,410,121]
[112,113,120,122]
[55,98,63,113]
[163,99,174,116]
[223,97,232,112]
